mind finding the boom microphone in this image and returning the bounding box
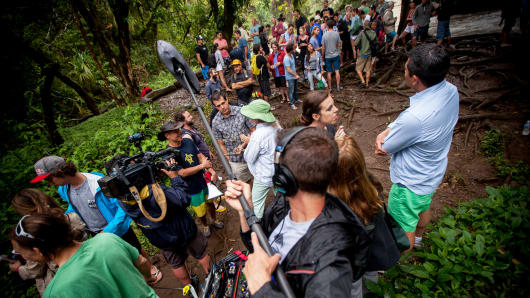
[156,40,295,298]
[157,40,200,93]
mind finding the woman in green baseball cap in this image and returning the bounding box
[240,100,280,219]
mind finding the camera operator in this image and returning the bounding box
[224,127,370,297]
[29,155,162,283]
[105,155,210,289]
[10,214,157,297]
[159,120,224,238]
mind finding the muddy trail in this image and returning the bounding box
[151,34,529,297]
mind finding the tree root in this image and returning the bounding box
[451,56,500,66]
[373,107,407,117]
[459,112,523,121]
[359,88,412,97]
[464,121,474,147]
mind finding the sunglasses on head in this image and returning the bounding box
[16,215,38,239]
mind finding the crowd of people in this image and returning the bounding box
[6,1,463,298]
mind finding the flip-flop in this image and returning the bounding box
[150,266,163,284]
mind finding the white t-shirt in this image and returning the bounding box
[268,211,315,263]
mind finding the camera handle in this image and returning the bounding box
[117,166,168,222]
[175,64,296,298]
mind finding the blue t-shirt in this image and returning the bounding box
[169,139,206,195]
[283,54,296,80]
[273,53,282,77]
[251,25,261,44]
[238,38,250,59]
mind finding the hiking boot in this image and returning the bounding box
[212,220,224,229]
[203,226,211,237]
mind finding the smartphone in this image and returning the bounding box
[0,255,16,264]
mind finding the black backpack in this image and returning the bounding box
[363,30,381,57]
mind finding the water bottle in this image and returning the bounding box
[523,120,530,136]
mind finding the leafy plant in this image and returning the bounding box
[370,186,530,297]
[480,129,530,186]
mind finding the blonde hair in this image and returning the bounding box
[328,137,382,225]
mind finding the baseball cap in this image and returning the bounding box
[30,156,66,183]
[240,99,276,123]
[157,120,184,141]
[232,59,242,66]
[196,35,203,41]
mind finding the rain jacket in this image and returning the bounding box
[241,193,373,297]
[58,172,132,236]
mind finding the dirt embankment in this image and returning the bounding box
[151,33,529,297]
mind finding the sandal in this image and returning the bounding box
[280,98,287,104]
[150,265,163,285]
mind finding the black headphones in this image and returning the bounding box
[272,126,312,197]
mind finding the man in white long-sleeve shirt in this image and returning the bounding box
[241,100,281,219]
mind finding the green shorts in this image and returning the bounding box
[190,187,209,218]
[388,184,433,233]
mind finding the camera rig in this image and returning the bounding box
[98,134,181,222]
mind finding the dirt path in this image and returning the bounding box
[152,34,529,297]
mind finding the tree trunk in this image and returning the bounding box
[9,31,101,115]
[71,5,125,106]
[221,0,235,44]
[71,0,139,100]
[41,68,64,145]
[54,71,100,115]
[397,0,409,35]
[108,0,139,99]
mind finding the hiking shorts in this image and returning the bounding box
[414,25,429,42]
[356,56,372,73]
[190,187,209,218]
[229,161,252,183]
[273,76,286,88]
[436,20,451,40]
[161,230,208,269]
[404,25,415,34]
[259,78,272,96]
[325,55,340,72]
[388,184,433,233]
[386,31,396,43]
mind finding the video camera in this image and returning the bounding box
[98,133,181,198]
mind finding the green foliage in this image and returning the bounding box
[373,186,530,297]
[58,103,166,173]
[480,129,530,186]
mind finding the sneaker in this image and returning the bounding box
[203,226,211,237]
[290,104,297,110]
[212,220,224,229]
[414,236,423,248]
[295,99,303,104]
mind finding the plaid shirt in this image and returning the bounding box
[212,106,255,162]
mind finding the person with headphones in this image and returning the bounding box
[224,127,371,297]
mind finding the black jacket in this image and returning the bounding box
[241,193,373,298]
[118,177,197,250]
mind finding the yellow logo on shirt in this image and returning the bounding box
[185,153,194,165]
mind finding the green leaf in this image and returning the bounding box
[364,279,383,295]
[410,269,430,279]
[474,235,485,257]
[423,262,436,273]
